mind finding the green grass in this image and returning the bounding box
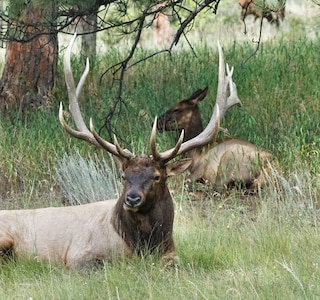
[0,18,320,299]
[1,36,319,194]
[1,180,320,299]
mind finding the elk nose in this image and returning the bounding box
[126,195,141,207]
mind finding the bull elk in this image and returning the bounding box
[0,33,226,269]
[157,45,273,192]
[239,0,286,27]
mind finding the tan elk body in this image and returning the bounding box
[0,34,239,268]
[0,200,127,268]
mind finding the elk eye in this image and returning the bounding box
[153,175,161,182]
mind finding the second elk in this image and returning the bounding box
[157,43,273,192]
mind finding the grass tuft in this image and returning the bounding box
[55,149,120,204]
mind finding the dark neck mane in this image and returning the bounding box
[111,188,175,255]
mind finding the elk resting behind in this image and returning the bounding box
[157,45,274,192]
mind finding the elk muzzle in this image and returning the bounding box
[156,115,178,132]
[124,192,142,210]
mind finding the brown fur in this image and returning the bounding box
[112,156,181,256]
[239,0,285,27]
[157,87,273,192]
[0,156,191,268]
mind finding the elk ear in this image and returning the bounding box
[188,87,208,105]
[113,156,124,170]
[113,155,130,171]
[166,158,192,177]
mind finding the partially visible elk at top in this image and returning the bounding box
[0,34,225,269]
[239,0,286,27]
[157,45,273,192]
[152,3,174,47]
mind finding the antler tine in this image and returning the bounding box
[76,57,89,99]
[113,134,135,160]
[150,117,185,163]
[89,119,133,159]
[150,117,160,160]
[226,63,241,110]
[59,102,99,146]
[216,40,242,118]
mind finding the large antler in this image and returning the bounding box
[60,33,186,162]
[59,33,134,160]
[150,41,240,162]
[59,34,234,165]
[151,105,220,163]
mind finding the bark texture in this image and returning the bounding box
[0,5,58,114]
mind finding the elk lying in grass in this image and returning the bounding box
[157,45,273,192]
[239,0,285,27]
[0,34,223,269]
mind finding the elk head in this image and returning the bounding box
[157,87,208,141]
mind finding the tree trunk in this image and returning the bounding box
[0,4,58,115]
